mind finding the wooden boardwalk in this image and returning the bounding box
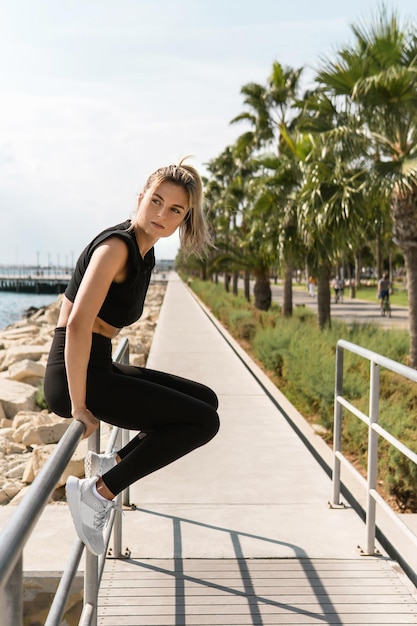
[98,557,417,625]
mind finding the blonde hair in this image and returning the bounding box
[142,157,211,257]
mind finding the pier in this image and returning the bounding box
[0,274,70,294]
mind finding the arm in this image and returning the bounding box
[65,238,129,437]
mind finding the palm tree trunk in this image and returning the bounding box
[404,248,417,367]
[244,271,251,302]
[254,271,271,311]
[392,186,417,367]
[354,252,361,291]
[317,263,332,329]
[224,272,230,293]
[282,263,293,318]
[232,271,238,296]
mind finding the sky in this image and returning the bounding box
[0,0,415,266]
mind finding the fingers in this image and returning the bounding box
[73,408,99,439]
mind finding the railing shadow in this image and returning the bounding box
[105,506,355,625]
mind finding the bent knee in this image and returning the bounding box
[200,409,220,444]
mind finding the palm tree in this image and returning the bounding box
[296,89,370,328]
[315,7,417,364]
[230,61,304,313]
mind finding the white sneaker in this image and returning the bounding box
[84,451,118,478]
[66,475,115,555]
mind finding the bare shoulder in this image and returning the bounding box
[91,236,131,282]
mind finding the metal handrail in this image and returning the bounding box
[0,337,130,626]
[331,339,417,559]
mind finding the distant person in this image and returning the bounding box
[308,275,316,297]
[44,159,220,555]
[377,272,390,311]
[332,276,342,303]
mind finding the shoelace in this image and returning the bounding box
[93,501,122,530]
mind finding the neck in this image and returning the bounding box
[133,224,157,259]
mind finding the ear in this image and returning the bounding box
[137,193,144,208]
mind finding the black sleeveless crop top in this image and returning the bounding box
[65,220,155,328]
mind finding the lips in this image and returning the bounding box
[151,221,165,230]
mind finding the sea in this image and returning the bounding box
[0,292,59,330]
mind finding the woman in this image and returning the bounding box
[44,159,220,555]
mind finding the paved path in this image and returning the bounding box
[97,274,417,625]
[277,283,409,330]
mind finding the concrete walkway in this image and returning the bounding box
[122,275,376,560]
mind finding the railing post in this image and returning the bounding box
[84,552,98,626]
[122,427,131,508]
[331,343,344,506]
[0,555,23,626]
[84,423,100,626]
[365,360,380,555]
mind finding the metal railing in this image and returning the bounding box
[0,337,130,626]
[331,339,417,558]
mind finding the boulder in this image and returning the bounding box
[7,359,46,383]
[2,345,50,370]
[0,379,37,418]
[0,440,26,455]
[13,411,68,445]
[21,421,70,447]
[43,301,61,326]
[13,410,50,431]
[23,439,87,488]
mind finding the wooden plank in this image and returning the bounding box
[98,557,417,626]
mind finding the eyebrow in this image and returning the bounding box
[153,192,186,212]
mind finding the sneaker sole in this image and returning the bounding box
[66,476,103,556]
[84,452,96,478]
[85,452,117,478]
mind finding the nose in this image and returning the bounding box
[156,204,169,220]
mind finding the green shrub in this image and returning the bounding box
[36,386,48,411]
[228,310,257,340]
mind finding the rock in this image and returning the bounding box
[130,354,146,367]
[5,462,27,479]
[0,427,14,440]
[0,401,7,421]
[43,301,61,326]
[8,485,30,506]
[0,490,11,505]
[13,411,68,444]
[1,345,50,370]
[7,359,46,383]
[21,421,70,447]
[0,440,27,455]
[13,410,50,431]
[24,439,87,488]
[0,379,37,419]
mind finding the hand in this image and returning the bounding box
[72,407,99,439]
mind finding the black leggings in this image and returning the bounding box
[44,328,220,495]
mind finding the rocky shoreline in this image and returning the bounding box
[0,284,165,506]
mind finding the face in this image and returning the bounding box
[135,180,189,241]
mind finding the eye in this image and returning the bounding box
[171,207,181,214]
[152,196,161,205]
